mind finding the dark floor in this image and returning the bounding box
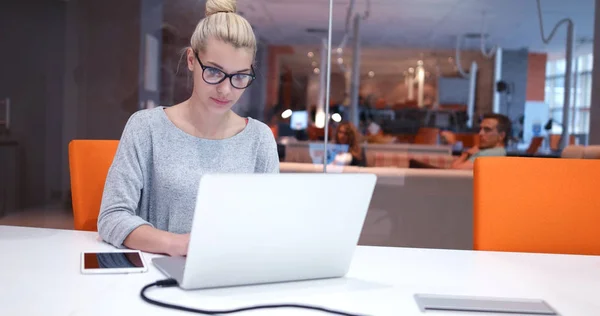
[0,205,74,229]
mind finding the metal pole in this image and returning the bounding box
[467,61,478,127]
[417,66,425,107]
[350,14,361,128]
[561,21,574,150]
[323,0,333,173]
[492,47,503,114]
[407,75,414,100]
[316,39,327,128]
[5,98,10,131]
[572,55,579,138]
[589,0,600,145]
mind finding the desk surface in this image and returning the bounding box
[2,225,599,316]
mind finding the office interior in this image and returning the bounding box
[1,0,599,250]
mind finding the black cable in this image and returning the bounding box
[140,279,370,316]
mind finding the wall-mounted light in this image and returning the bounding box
[308,52,314,58]
[281,109,292,119]
[409,67,415,73]
[331,113,342,123]
[417,67,425,81]
[336,48,343,54]
[368,71,375,78]
[315,111,325,128]
[311,61,318,67]
[337,57,344,64]
[313,68,320,74]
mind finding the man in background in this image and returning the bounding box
[443,113,512,170]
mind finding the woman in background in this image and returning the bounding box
[333,121,366,167]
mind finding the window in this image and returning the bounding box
[544,53,592,135]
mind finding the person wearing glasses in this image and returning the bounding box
[97,0,279,256]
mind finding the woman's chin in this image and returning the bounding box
[207,100,233,113]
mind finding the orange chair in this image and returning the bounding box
[525,136,544,155]
[68,140,119,231]
[455,133,479,148]
[549,134,575,151]
[474,157,600,255]
[414,127,439,145]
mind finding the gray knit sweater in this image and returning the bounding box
[97,107,280,247]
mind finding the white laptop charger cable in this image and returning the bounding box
[141,279,370,316]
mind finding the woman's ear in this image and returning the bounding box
[187,48,195,72]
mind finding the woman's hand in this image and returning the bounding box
[122,226,190,257]
[166,233,190,257]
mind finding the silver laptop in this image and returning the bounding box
[153,172,377,290]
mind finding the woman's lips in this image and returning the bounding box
[210,97,230,106]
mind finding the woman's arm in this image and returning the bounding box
[255,124,280,173]
[97,112,188,255]
[123,226,189,257]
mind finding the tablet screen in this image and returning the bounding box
[83,252,145,269]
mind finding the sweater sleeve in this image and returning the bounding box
[255,124,280,173]
[97,112,153,248]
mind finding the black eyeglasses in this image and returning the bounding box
[194,53,256,89]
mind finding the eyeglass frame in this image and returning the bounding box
[194,52,256,89]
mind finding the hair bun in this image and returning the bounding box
[205,0,237,16]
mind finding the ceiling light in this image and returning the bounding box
[281,109,292,119]
[331,113,342,123]
[337,57,344,64]
[313,68,320,74]
[308,52,314,58]
[368,71,375,78]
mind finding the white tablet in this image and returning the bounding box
[81,250,148,274]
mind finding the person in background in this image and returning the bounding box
[97,0,279,257]
[333,121,366,166]
[443,113,511,170]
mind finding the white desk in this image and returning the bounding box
[1,225,599,316]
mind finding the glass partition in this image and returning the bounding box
[0,0,597,251]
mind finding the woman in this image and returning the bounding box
[97,0,279,256]
[334,121,365,167]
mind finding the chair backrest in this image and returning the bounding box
[414,127,439,145]
[68,140,119,231]
[549,134,575,151]
[583,145,600,159]
[525,136,544,155]
[474,157,600,255]
[561,145,585,158]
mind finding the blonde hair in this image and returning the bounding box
[190,0,257,58]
